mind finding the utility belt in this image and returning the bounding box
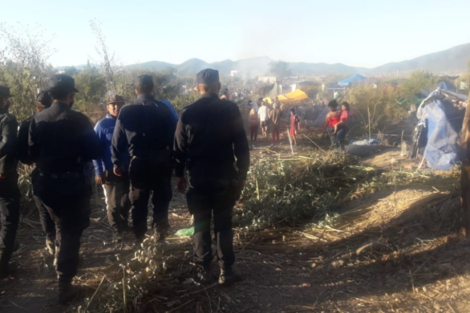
[39,170,83,179]
[132,149,170,161]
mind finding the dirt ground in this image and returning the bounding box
[1,135,469,313]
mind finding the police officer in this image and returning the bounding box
[173,69,250,285]
[112,75,175,245]
[28,74,101,304]
[17,91,56,255]
[93,94,131,243]
[0,85,20,279]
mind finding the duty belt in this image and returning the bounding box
[39,171,82,179]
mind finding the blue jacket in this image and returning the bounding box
[93,113,130,177]
[158,99,178,126]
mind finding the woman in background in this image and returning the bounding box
[323,100,342,149]
[332,101,350,150]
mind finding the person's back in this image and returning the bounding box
[31,103,99,174]
[112,75,175,244]
[114,96,174,159]
[177,95,246,177]
[270,107,281,126]
[174,69,249,286]
[28,74,101,304]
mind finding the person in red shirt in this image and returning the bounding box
[333,101,350,150]
[323,100,342,149]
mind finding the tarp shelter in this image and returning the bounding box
[338,74,367,87]
[434,81,457,92]
[264,89,308,104]
[410,89,466,170]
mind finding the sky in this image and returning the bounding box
[1,0,470,68]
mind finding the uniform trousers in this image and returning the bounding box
[187,176,236,269]
[31,169,56,240]
[129,157,172,239]
[0,173,20,266]
[34,174,91,283]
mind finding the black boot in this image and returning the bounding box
[57,281,81,305]
[218,267,242,286]
[154,229,168,244]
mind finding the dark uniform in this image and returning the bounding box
[173,69,250,283]
[28,75,101,301]
[17,91,56,253]
[112,75,175,242]
[0,86,20,278]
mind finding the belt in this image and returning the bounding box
[39,171,82,179]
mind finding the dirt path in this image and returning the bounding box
[1,138,470,312]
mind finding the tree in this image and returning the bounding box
[269,61,291,81]
[400,70,438,103]
[73,64,107,121]
[0,24,54,121]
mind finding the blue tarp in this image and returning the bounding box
[338,74,367,86]
[422,98,459,170]
[435,81,456,92]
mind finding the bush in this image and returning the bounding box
[344,84,408,136]
[235,153,373,229]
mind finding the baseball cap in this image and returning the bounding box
[47,74,79,93]
[0,86,12,98]
[196,69,219,85]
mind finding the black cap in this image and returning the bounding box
[134,75,154,87]
[196,69,219,85]
[36,91,53,107]
[47,74,79,93]
[0,86,12,98]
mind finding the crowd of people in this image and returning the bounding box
[245,96,350,149]
[0,69,249,304]
[247,97,300,146]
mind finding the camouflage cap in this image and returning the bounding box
[0,86,12,98]
[106,94,125,105]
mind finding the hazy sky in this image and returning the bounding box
[2,0,470,68]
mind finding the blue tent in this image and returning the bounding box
[434,81,456,92]
[415,89,465,170]
[338,74,367,87]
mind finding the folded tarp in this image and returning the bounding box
[264,89,308,104]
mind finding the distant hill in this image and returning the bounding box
[369,43,470,74]
[60,42,470,77]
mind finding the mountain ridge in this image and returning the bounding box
[60,43,470,77]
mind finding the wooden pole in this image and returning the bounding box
[460,92,470,237]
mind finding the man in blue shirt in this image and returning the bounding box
[93,94,131,243]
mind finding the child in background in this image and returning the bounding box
[249,108,259,142]
[289,108,300,145]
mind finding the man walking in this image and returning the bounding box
[0,86,20,279]
[29,74,101,304]
[112,75,175,245]
[17,91,55,255]
[93,94,131,243]
[258,98,269,137]
[174,69,250,286]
